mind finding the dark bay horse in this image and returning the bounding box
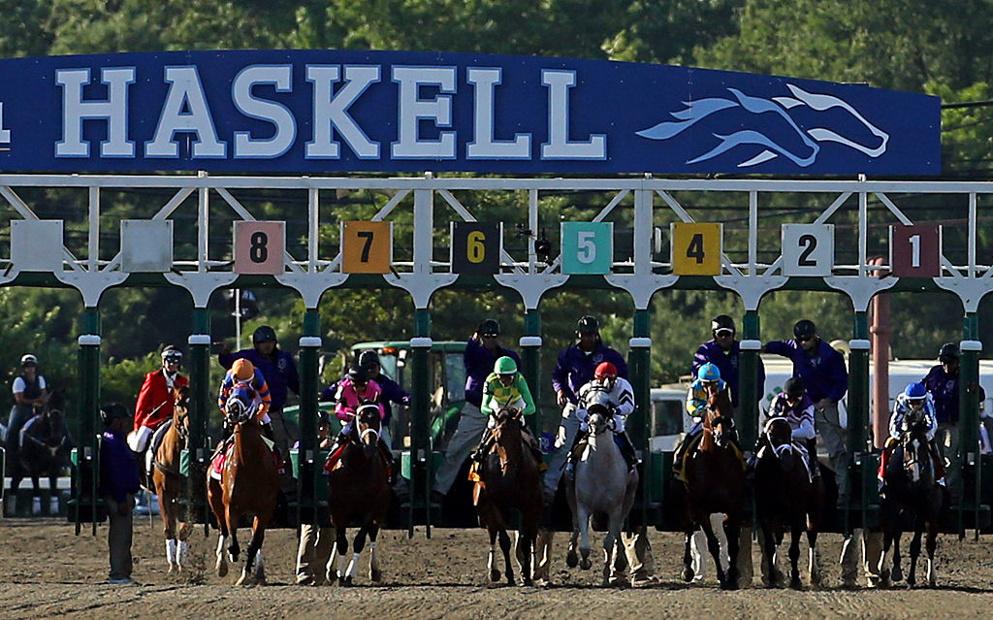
[207,383,280,585]
[152,385,192,575]
[326,402,391,586]
[879,411,943,587]
[754,416,824,589]
[680,388,745,590]
[12,393,70,516]
[472,406,543,587]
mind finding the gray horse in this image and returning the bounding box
[566,392,639,586]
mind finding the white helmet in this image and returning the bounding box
[21,354,38,365]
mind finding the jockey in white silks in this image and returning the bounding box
[569,362,638,471]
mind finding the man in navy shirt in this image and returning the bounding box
[432,319,521,501]
[693,314,766,409]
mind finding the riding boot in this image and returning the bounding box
[568,427,590,464]
[471,430,493,463]
[672,434,689,479]
[520,424,545,464]
[616,431,638,470]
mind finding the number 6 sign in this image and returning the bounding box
[342,221,392,273]
[451,222,501,274]
[782,224,834,276]
[561,222,613,274]
[234,221,285,275]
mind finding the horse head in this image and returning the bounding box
[173,385,191,440]
[762,416,796,470]
[704,388,735,448]
[583,387,615,436]
[224,383,258,428]
[355,402,382,458]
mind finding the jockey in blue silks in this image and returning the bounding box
[671,362,733,479]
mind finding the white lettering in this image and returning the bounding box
[392,66,457,160]
[306,65,380,159]
[232,65,296,158]
[145,66,226,159]
[466,67,530,160]
[55,67,135,158]
[541,69,606,160]
[0,102,10,143]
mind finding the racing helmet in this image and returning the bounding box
[697,362,721,383]
[358,350,380,368]
[793,319,817,340]
[577,315,599,334]
[252,325,277,345]
[161,346,183,364]
[348,365,369,385]
[904,382,927,401]
[938,342,960,362]
[232,358,255,381]
[495,356,518,375]
[783,377,805,400]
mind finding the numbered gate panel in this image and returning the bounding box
[671,222,722,276]
[121,220,173,272]
[234,221,285,275]
[451,222,502,275]
[341,221,392,274]
[890,224,941,278]
[10,220,64,272]
[561,221,613,274]
[781,224,834,277]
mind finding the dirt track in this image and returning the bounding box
[2,516,993,619]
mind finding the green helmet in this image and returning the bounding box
[494,356,518,375]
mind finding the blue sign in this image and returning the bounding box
[0,50,941,175]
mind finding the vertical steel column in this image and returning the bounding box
[298,309,322,525]
[187,309,212,525]
[410,310,432,537]
[74,308,100,535]
[849,312,871,533]
[630,309,652,522]
[521,310,542,436]
[739,310,762,449]
[960,315,981,535]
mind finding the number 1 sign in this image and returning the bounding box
[782,224,834,276]
[891,224,940,278]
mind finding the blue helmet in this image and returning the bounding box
[904,382,927,400]
[698,363,721,383]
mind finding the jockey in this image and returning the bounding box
[568,362,638,470]
[129,346,189,453]
[754,377,819,477]
[471,356,541,463]
[671,362,734,478]
[324,366,394,477]
[217,358,273,439]
[878,381,946,490]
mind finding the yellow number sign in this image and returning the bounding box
[342,221,392,274]
[671,222,722,275]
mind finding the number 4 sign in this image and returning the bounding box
[234,221,285,275]
[891,224,940,278]
[671,222,722,275]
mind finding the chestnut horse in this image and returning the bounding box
[326,402,391,586]
[207,383,280,585]
[152,385,192,575]
[754,416,824,589]
[680,388,746,590]
[472,406,542,586]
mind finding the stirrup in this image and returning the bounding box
[937,477,947,487]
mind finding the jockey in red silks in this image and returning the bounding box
[129,346,189,453]
[324,365,394,478]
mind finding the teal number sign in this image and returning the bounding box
[561,222,613,274]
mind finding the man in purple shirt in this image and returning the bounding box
[432,319,521,501]
[693,314,766,409]
[99,403,141,584]
[545,315,628,501]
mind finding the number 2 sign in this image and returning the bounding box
[234,221,285,275]
[782,224,834,276]
[342,221,392,273]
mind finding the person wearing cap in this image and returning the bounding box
[432,319,522,502]
[294,409,336,585]
[99,403,140,585]
[7,354,49,481]
[545,315,628,503]
[693,315,766,409]
[470,356,540,463]
[879,381,945,492]
[922,342,984,505]
[568,361,638,471]
[128,346,189,476]
[217,325,300,462]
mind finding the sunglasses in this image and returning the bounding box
[481,333,499,338]
[797,335,814,342]
[714,329,734,337]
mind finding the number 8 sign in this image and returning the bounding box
[342,221,392,274]
[234,221,285,275]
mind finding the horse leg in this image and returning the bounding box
[907,528,923,587]
[578,506,593,571]
[519,523,536,587]
[30,476,42,515]
[760,522,779,588]
[487,527,501,582]
[498,528,515,586]
[723,516,741,591]
[214,528,229,577]
[334,528,350,586]
[925,519,939,587]
[236,518,266,586]
[162,508,178,575]
[226,512,241,564]
[700,515,727,588]
[47,474,59,515]
[343,524,369,586]
[806,523,821,588]
[788,518,803,590]
[369,525,382,583]
[890,531,903,585]
[681,529,695,582]
[566,521,580,569]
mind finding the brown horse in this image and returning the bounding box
[472,406,543,586]
[326,403,391,586]
[681,387,746,590]
[12,393,70,516]
[754,416,824,589]
[152,385,192,575]
[207,383,280,585]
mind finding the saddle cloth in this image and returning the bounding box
[209,438,283,480]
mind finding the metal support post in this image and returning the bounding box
[298,309,322,526]
[73,308,100,535]
[630,309,652,524]
[521,310,542,437]
[849,312,871,533]
[410,309,432,538]
[739,310,761,449]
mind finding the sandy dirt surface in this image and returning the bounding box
[2,515,993,619]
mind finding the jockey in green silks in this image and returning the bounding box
[471,356,542,463]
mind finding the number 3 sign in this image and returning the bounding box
[234,221,285,275]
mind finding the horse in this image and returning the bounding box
[207,383,281,585]
[325,402,391,586]
[565,394,639,586]
[680,387,746,590]
[878,410,943,588]
[11,393,70,516]
[754,416,824,589]
[472,405,543,586]
[151,385,192,575]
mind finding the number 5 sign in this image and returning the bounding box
[342,221,392,273]
[234,221,285,275]
[782,224,834,276]
[561,222,613,274]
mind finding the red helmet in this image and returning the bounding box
[594,362,618,380]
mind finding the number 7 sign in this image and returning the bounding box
[342,221,392,273]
